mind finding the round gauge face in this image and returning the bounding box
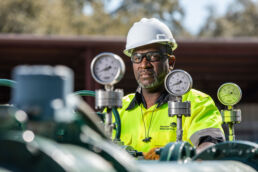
[91,53,125,85]
[217,83,242,106]
[165,69,193,96]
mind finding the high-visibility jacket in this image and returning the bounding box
[115,89,225,153]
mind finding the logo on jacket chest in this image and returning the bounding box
[160,122,176,130]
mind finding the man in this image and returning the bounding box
[117,18,225,159]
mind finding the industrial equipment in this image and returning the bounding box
[0,54,257,171]
[91,53,125,140]
[0,65,138,172]
[91,52,125,86]
[217,83,242,141]
[164,69,193,97]
[164,69,192,141]
[217,82,242,106]
[158,69,195,161]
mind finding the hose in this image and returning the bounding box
[74,90,121,141]
[112,107,121,141]
[74,90,95,97]
[0,79,16,88]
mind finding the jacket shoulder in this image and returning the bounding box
[121,93,135,109]
[122,93,135,102]
[183,89,213,103]
[189,89,209,98]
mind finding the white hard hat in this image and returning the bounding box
[124,18,177,57]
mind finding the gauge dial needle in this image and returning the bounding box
[172,80,182,86]
[221,95,228,97]
[100,66,112,72]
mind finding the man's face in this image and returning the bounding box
[132,44,170,90]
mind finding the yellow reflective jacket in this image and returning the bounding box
[115,89,225,153]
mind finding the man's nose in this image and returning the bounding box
[140,56,152,68]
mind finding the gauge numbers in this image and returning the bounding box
[217,83,242,106]
[94,56,118,82]
[165,70,193,96]
[91,53,125,85]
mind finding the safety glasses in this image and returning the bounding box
[131,51,166,64]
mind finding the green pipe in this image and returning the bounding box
[74,90,95,97]
[112,107,121,141]
[0,79,16,88]
[74,90,121,141]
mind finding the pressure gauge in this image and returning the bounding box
[217,83,242,106]
[91,52,125,85]
[165,69,193,96]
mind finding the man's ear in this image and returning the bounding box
[168,55,176,70]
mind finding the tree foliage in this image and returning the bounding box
[199,0,258,37]
[0,0,41,33]
[109,0,187,36]
[0,0,188,36]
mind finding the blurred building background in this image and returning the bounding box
[0,0,257,142]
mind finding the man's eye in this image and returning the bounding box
[150,53,161,60]
[135,55,142,60]
[153,54,161,57]
[132,54,142,61]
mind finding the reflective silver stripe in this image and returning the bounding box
[190,128,225,147]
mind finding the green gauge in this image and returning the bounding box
[217,83,242,106]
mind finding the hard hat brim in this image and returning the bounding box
[123,40,177,57]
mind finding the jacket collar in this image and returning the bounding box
[126,87,169,110]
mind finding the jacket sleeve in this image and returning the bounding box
[183,90,225,147]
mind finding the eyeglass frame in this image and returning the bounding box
[131,51,170,64]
